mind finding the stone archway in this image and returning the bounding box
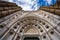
[0,12,60,40]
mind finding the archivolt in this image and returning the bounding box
[11,16,58,36]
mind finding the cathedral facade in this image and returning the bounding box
[0,0,60,40]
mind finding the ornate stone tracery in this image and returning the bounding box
[0,0,60,40]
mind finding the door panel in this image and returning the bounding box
[24,37,39,40]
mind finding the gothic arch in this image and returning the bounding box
[4,15,59,40]
[0,11,60,40]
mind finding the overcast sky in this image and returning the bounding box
[9,0,57,11]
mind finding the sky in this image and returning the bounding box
[9,0,57,11]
